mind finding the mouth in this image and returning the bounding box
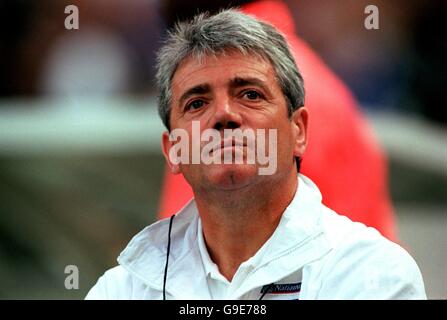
[204,138,247,156]
[219,138,246,149]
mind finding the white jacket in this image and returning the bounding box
[86,175,426,299]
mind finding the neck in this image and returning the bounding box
[195,172,298,281]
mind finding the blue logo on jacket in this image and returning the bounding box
[261,282,301,294]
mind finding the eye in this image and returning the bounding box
[186,99,205,111]
[243,90,263,100]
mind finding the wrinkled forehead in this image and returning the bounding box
[171,52,280,100]
[172,50,279,91]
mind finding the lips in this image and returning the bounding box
[203,137,246,151]
[219,138,246,149]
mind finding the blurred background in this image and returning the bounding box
[0,0,445,299]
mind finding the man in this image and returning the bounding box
[86,9,425,299]
[158,0,397,242]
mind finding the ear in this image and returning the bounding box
[161,131,181,175]
[291,107,308,158]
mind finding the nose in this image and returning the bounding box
[211,95,242,131]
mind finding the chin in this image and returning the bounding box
[205,163,260,190]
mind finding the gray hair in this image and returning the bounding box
[155,9,305,130]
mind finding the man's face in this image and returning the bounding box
[162,51,308,192]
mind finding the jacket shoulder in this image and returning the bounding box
[312,207,426,299]
[85,266,146,300]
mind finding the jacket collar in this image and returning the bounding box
[117,174,331,299]
[117,199,208,298]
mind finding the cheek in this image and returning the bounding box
[277,121,296,152]
[256,120,293,161]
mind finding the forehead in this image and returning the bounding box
[171,51,277,91]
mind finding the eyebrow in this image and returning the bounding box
[230,77,268,91]
[177,77,269,106]
[178,84,211,106]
